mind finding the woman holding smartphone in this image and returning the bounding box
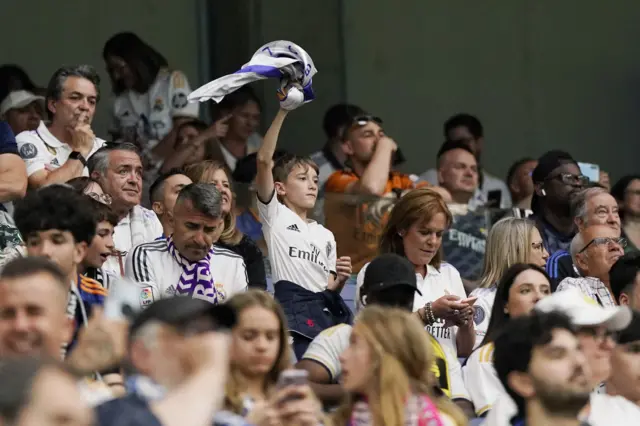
[226,290,322,425]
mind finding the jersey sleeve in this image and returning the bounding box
[444,345,470,401]
[462,344,505,416]
[230,257,249,296]
[169,70,199,119]
[301,324,351,382]
[256,191,281,228]
[125,245,159,287]
[16,132,48,177]
[354,263,369,313]
[325,171,358,194]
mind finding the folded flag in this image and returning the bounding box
[188,40,317,105]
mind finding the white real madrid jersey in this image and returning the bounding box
[16,121,105,177]
[112,69,199,141]
[123,240,248,306]
[469,286,496,349]
[257,192,337,293]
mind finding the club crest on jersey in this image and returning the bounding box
[473,305,485,325]
[172,93,188,109]
[153,97,164,112]
[214,283,227,302]
[19,143,38,159]
[139,287,154,307]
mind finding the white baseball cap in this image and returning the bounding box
[0,90,45,116]
[534,288,632,331]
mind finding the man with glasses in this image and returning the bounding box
[531,150,588,255]
[558,225,625,307]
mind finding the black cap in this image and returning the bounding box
[129,296,237,335]
[362,253,422,296]
[531,150,578,214]
[232,150,290,184]
[618,310,640,344]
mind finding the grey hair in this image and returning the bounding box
[570,233,585,263]
[571,187,609,224]
[45,65,101,120]
[176,183,223,218]
[87,142,140,176]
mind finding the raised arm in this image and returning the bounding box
[256,108,289,202]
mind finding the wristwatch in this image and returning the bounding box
[69,151,87,166]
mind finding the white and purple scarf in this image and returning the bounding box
[167,236,223,304]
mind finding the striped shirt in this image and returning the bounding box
[122,239,248,306]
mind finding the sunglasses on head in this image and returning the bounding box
[340,115,383,139]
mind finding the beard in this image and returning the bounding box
[532,375,591,416]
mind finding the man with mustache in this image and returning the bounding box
[558,224,625,307]
[89,143,163,276]
[16,65,105,189]
[123,183,247,305]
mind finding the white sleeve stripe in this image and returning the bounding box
[300,355,338,381]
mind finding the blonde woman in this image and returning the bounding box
[470,217,549,347]
[332,306,467,426]
[226,290,322,425]
[184,160,267,290]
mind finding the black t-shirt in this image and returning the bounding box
[218,234,267,290]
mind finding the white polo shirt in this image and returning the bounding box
[356,262,467,356]
[16,121,105,177]
[257,192,336,293]
[301,323,470,400]
[123,239,248,306]
[112,69,199,142]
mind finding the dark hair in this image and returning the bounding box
[0,64,37,104]
[611,175,640,219]
[0,257,68,291]
[322,103,367,139]
[66,176,94,193]
[272,153,319,184]
[173,119,208,149]
[150,168,188,203]
[102,32,168,95]
[610,252,640,303]
[444,113,483,139]
[494,311,574,417]
[87,142,141,177]
[217,86,261,113]
[176,183,223,218]
[0,357,77,423]
[45,65,100,121]
[85,196,118,227]
[506,158,535,187]
[232,151,290,184]
[14,185,96,245]
[481,263,551,347]
[435,140,476,168]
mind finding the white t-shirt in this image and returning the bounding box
[16,121,105,177]
[301,323,470,401]
[123,239,248,306]
[356,262,467,356]
[102,206,163,276]
[469,286,497,349]
[484,391,640,426]
[462,342,504,416]
[257,192,336,293]
[112,69,199,142]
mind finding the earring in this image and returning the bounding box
[541,189,546,196]
[398,231,405,237]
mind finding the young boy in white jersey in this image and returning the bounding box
[255,86,352,358]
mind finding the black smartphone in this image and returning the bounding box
[487,190,502,208]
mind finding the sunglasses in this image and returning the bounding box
[578,237,627,254]
[340,115,383,139]
[86,192,112,205]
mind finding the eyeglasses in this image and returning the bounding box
[86,192,112,205]
[578,237,627,254]
[547,173,589,187]
[578,327,619,344]
[531,241,545,253]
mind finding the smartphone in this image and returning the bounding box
[578,162,600,183]
[276,369,308,390]
[487,190,502,208]
[461,296,478,306]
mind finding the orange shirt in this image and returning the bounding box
[324,170,430,272]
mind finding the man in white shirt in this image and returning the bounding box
[420,113,511,209]
[16,65,105,189]
[124,183,247,305]
[88,143,163,275]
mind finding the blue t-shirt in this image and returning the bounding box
[0,121,18,156]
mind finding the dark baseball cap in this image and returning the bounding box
[618,310,640,344]
[129,296,237,336]
[361,253,422,296]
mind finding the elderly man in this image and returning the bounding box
[547,186,621,288]
[88,143,163,276]
[557,225,625,307]
[123,183,247,305]
[16,65,105,189]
